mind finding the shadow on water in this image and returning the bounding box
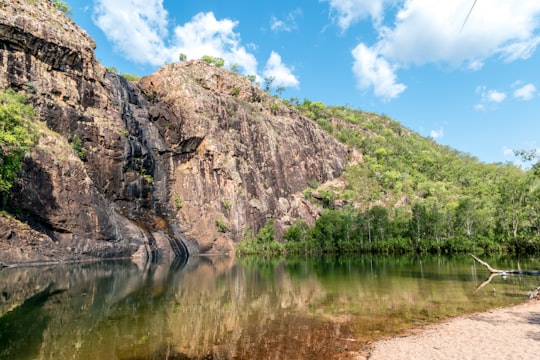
[0,254,539,360]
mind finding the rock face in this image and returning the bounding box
[0,0,348,264]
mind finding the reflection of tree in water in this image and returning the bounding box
[0,285,64,360]
[0,255,538,360]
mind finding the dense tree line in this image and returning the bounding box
[238,100,540,256]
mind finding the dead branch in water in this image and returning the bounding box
[470,254,540,292]
[470,254,540,275]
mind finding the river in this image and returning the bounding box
[1,254,539,359]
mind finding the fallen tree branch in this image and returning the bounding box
[470,254,540,292]
[470,254,540,275]
[475,272,501,292]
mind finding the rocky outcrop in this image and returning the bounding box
[0,0,348,264]
[139,63,348,252]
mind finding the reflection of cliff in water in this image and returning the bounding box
[0,256,347,360]
[0,257,190,360]
[1,255,538,360]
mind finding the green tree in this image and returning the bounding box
[455,197,479,237]
[495,166,529,239]
[264,76,275,92]
[246,75,257,85]
[51,0,71,15]
[201,55,225,68]
[0,89,39,197]
[230,63,240,73]
[409,203,427,246]
[106,66,118,75]
[70,134,87,160]
[179,53,187,62]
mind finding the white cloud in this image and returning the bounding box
[170,12,259,75]
[467,60,483,71]
[270,18,287,32]
[340,0,540,100]
[500,37,540,63]
[93,0,170,66]
[93,2,298,88]
[378,0,540,66]
[475,86,506,110]
[513,83,537,101]
[503,146,514,157]
[321,0,395,29]
[351,43,406,100]
[473,104,484,111]
[262,52,299,88]
[430,127,444,139]
[270,9,301,33]
[487,90,506,103]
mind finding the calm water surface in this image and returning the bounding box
[1,254,539,359]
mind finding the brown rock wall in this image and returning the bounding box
[139,62,349,252]
[0,1,349,262]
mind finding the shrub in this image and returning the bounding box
[216,219,229,233]
[201,55,225,68]
[70,134,87,160]
[142,174,153,185]
[236,220,284,255]
[174,195,183,210]
[121,73,141,82]
[230,63,240,73]
[51,0,71,15]
[0,89,39,197]
[106,66,119,75]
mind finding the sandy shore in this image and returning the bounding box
[363,300,540,360]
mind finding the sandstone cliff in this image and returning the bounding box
[0,0,348,264]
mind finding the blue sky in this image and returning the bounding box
[63,0,540,165]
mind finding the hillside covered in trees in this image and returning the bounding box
[239,100,539,255]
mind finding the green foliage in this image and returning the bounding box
[201,55,225,68]
[236,220,284,255]
[51,0,71,15]
[233,98,540,256]
[269,103,280,115]
[142,174,153,185]
[264,76,275,92]
[231,87,240,97]
[230,63,240,73]
[105,66,141,81]
[307,179,319,189]
[216,219,229,233]
[121,73,141,82]
[174,195,183,210]
[283,219,309,243]
[179,53,187,62]
[246,75,257,85]
[106,66,118,75]
[0,89,38,197]
[279,99,540,255]
[70,134,87,160]
[275,86,286,98]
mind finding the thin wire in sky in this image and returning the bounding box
[460,0,478,33]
